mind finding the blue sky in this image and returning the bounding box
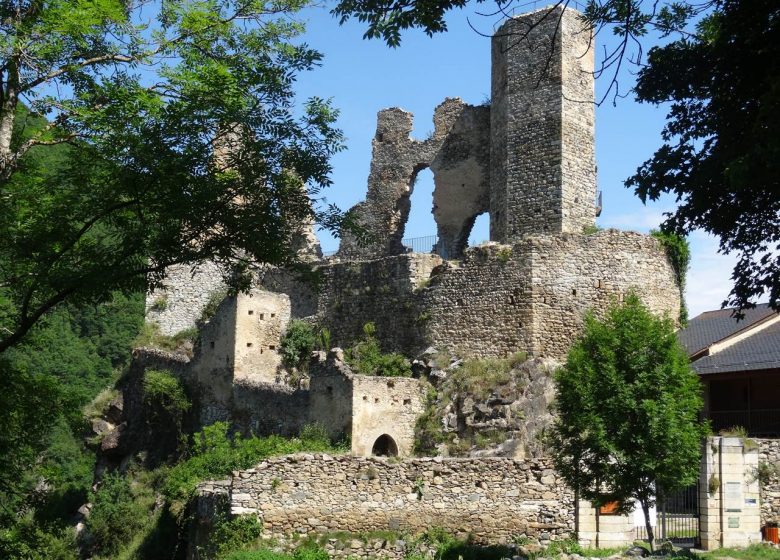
[291,4,742,318]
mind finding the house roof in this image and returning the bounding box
[677,303,776,356]
[692,319,780,375]
[676,303,780,375]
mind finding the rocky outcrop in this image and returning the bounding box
[415,353,558,458]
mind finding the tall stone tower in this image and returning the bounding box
[490,6,597,242]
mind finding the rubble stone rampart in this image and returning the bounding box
[230,454,574,543]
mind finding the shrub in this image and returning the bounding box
[86,473,152,557]
[208,514,263,559]
[222,546,328,560]
[163,422,338,513]
[281,320,316,370]
[201,289,229,322]
[133,322,198,353]
[143,369,190,424]
[345,323,412,377]
[150,295,168,312]
[651,229,690,324]
[316,327,331,351]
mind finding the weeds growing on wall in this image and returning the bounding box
[345,322,412,377]
[143,369,191,436]
[133,322,198,355]
[163,422,339,514]
[651,229,690,325]
[201,289,230,323]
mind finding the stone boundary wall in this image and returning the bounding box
[758,439,780,526]
[230,454,574,544]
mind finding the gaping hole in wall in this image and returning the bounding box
[371,434,399,457]
[468,212,490,248]
[402,167,437,253]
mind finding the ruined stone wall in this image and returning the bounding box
[338,99,490,260]
[146,261,226,336]
[525,230,681,358]
[758,439,780,527]
[233,290,290,384]
[231,380,310,437]
[316,253,442,352]
[350,375,426,457]
[230,454,574,543]
[490,7,596,243]
[421,243,534,358]
[314,231,679,360]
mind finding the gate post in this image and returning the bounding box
[699,436,762,550]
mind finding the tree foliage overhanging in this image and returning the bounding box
[333,0,780,313]
[629,0,779,313]
[547,293,708,550]
[0,0,344,353]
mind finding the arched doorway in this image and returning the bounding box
[371,434,399,457]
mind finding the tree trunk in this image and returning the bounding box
[0,57,20,175]
[641,499,655,552]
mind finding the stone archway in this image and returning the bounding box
[371,434,399,457]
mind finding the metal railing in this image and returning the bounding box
[708,408,780,437]
[320,233,495,258]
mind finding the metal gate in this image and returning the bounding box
[635,484,700,546]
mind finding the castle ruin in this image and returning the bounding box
[143,6,680,459]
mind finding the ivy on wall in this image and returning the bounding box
[651,230,691,325]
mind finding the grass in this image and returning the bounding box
[693,543,780,560]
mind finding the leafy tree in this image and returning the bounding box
[0,0,344,354]
[629,0,779,313]
[334,0,779,312]
[547,293,707,551]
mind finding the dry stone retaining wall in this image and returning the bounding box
[758,439,780,526]
[230,454,574,544]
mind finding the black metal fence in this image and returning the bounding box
[635,484,700,546]
[708,408,780,436]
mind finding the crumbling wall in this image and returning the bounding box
[314,231,679,360]
[758,439,780,527]
[421,243,534,358]
[230,454,574,543]
[316,253,443,352]
[233,290,290,384]
[146,261,226,336]
[490,6,596,242]
[338,99,490,260]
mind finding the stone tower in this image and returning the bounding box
[490,6,597,242]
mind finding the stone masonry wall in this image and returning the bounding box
[758,439,780,527]
[313,230,679,360]
[490,7,596,243]
[350,375,426,457]
[338,99,490,260]
[230,454,574,544]
[316,253,443,353]
[525,229,681,358]
[146,261,226,336]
